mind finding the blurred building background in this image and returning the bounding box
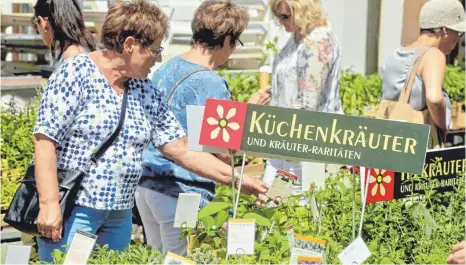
[1,0,465,108]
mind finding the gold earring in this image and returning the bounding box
[445,33,448,38]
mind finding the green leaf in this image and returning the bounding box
[198,202,230,219]
[214,210,229,228]
[379,257,393,264]
[201,216,216,230]
[213,236,222,247]
[243,209,272,227]
[259,249,271,261]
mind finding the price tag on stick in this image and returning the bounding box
[174,193,201,228]
[5,246,32,264]
[227,219,256,255]
[63,230,98,265]
[337,236,371,265]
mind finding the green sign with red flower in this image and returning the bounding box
[199,99,431,174]
[362,146,465,204]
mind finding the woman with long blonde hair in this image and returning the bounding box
[263,0,343,179]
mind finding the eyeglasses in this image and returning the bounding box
[235,38,244,49]
[276,13,291,21]
[145,43,164,57]
[458,32,465,38]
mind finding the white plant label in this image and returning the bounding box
[174,193,201,228]
[227,219,256,255]
[63,230,98,265]
[5,246,32,264]
[338,236,371,265]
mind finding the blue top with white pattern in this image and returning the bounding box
[33,54,186,210]
[139,56,230,207]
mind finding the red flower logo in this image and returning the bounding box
[364,168,395,204]
[206,104,240,143]
[199,99,248,150]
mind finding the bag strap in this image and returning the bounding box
[398,47,429,103]
[166,67,210,102]
[90,80,130,164]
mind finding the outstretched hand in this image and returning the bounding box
[248,85,271,105]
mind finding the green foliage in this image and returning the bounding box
[219,70,260,103]
[28,170,463,264]
[185,171,464,264]
[30,244,164,264]
[261,37,280,64]
[339,70,382,116]
[1,97,39,210]
[186,244,221,264]
[444,65,465,102]
[453,54,465,71]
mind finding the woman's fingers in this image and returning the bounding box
[452,241,465,252]
[51,226,62,242]
[37,202,63,241]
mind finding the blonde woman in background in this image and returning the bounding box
[263,0,343,179]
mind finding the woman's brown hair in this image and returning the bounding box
[101,0,168,52]
[191,0,249,49]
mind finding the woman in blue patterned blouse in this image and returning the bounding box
[137,0,271,256]
[33,0,269,262]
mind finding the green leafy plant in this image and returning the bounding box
[186,169,464,264]
[219,71,260,103]
[30,244,164,264]
[453,54,465,71]
[1,97,39,210]
[261,37,280,64]
[444,65,465,102]
[339,70,382,116]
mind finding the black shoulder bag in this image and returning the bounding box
[3,82,130,235]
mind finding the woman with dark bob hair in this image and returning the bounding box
[32,0,96,67]
[33,0,268,261]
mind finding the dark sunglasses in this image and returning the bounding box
[423,27,465,38]
[276,13,291,21]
